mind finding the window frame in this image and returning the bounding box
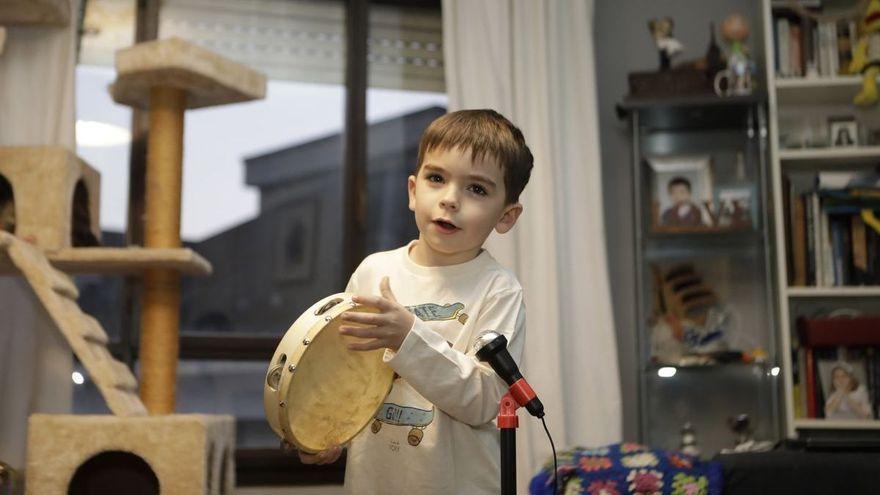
[92,0,442,487]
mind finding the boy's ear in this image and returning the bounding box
[495,203,523,234]
[407,175,417,212]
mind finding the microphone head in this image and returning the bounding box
[474,331,507,361]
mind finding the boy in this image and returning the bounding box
[297,109,533,494]
[660,176,704,227]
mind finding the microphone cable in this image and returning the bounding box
[540,416,558,494]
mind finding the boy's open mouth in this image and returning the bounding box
[433,218,460,233]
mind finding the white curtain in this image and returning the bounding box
[442,0,621,491]
[0,5,78,469]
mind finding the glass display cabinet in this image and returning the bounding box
[618,94,781,456]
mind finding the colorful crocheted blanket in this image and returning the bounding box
[529,443,723,495]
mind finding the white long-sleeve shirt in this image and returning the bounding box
[343,241,526,495]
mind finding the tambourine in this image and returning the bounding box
[263,293,394,453]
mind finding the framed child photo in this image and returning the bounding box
[818,359,874,420]
[647,154,713,233]
[828,116,858,148]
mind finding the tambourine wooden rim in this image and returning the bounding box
[263,293,394,453]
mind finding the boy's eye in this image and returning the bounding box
[468,184,488,196]
[426,173,443,183]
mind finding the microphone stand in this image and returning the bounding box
[497,392,520,495]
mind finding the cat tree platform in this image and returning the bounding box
[0,0,70,26]
[111,37,267,110]
[0,246,212,275]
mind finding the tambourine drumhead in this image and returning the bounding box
[263,293,394,453]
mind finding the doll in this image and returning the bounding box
[648,17,683,71]
[717,13,754,96]
[851,0,880,105]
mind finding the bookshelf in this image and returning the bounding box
[763,0,880,438]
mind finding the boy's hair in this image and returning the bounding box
[416,109,533,205]
[667,176,691,192]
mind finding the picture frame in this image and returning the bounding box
[828,116,858,148]
[817,358,875,420]
[714,184,756,230]
[647,154,713,232]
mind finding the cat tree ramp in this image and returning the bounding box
[1,232,235,495]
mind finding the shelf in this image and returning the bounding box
[775,76,863,106]
[619,92,765,111]
[643,361,771,372]
[644,230,763,260]
[617,92,765,131]
[648,226,758,236]
[787,286,880,298]
[778,146,880,168]
[770,0,821,9]
[793,418,880,430]
[0,247,213,276]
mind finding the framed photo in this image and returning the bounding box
[817,358,874,420]
[275,199,320,282]
[828,116,858,148]
[647,154,713,232]
[714,185,756,229]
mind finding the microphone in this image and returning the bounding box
[475,331,544,418]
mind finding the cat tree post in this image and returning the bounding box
[141,85,186,414]
[111,37,266,414]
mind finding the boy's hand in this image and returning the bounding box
[339,276,414,351]
[283,440,343,465]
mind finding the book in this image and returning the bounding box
[868,227,879,284]
[805,191,817,285]
[837,19,854,75]
[830,217,845,285]
[793,193,808,285]
[810,192,823,286]
[828,21,839,75]
[778,18,791,77]
[818,22,829,77]
[791,23,804,77]
[852,214,868,285]
[806,345,818,417]
[817,170,880,190]
[820,209,833,286]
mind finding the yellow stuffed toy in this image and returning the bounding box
[851,0,880,105]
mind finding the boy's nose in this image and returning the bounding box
[439,197,459,210]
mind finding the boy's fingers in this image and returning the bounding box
[299,446,343,465]
[379,276,398,303]
[347,339,386,351]
[351,294,393,311]
[340,311,383,325]
[321,446,343,464]
[339,325,387,338]
[298,451,320,464]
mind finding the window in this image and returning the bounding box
[74,0,443,486]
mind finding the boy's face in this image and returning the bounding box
[408,146,522,265]
[668,183,691,205]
